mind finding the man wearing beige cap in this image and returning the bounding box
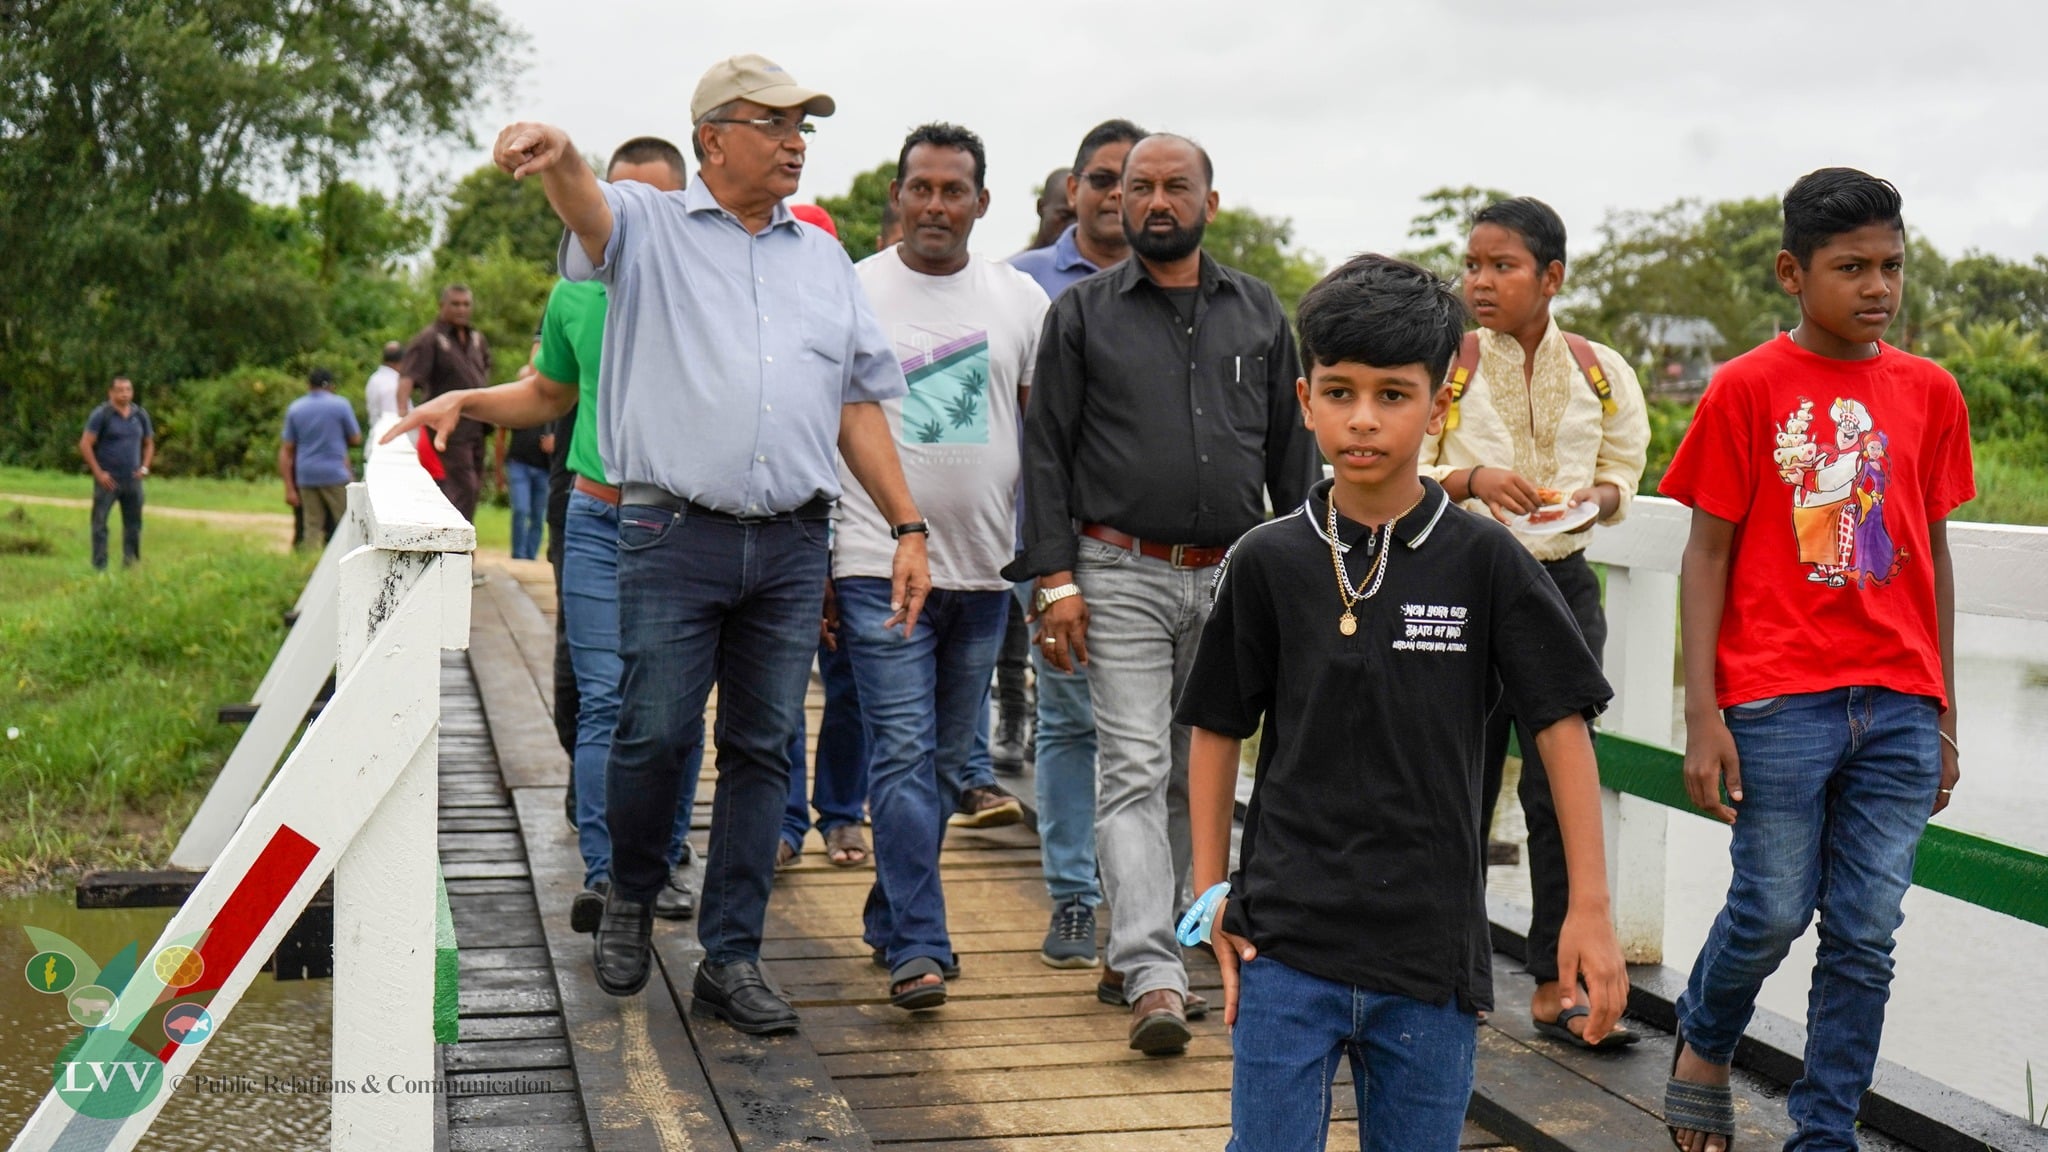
[493,54,931,1036]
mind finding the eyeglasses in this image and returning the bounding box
[1079,169,1121,191]
[706,114,815,142]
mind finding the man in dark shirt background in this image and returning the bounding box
[79,375,154,570]
[400,284,493,521]
[1007,133,1319,1053]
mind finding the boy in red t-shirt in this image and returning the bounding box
[1657,168,1973,1152]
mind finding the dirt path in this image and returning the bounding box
[0,491,296,550]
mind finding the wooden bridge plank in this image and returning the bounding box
[442,1037,574,1074]
[512,786,740,1152]
[651,929,875,1152]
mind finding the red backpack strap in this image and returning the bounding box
[1562,332,1619,416]
[1443,331,1482,430]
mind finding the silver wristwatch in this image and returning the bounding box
[1033,582,1081,615]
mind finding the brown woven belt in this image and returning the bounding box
[1080,523,1228,569]
[572,475,620,506]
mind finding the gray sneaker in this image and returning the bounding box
[1040,897,1100,969]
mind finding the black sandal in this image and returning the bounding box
[888,956,948,1011]
[1533,1003,1640,1050]
[1663,1027,1736,1150]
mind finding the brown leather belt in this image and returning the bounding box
[1081,523,1228,569]
[573,475,620,505]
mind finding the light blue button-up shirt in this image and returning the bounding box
[560,176,906,516]
[1004,222,1106,301]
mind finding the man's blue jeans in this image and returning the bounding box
[782,637,869,852]
[1676,687,1941,1151]
[1229,956,1476,1152]
[608,502,828,965]
[1012,583,1101,908]
[507,459,550,560]
[837,578,1007,970]
[562,491,696,889]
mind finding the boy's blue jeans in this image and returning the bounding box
[1229,956,1476,1152]
[1676,686,1941,1151]
[835,578,1008,970]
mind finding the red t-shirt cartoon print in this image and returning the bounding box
[1660,334,1975,710]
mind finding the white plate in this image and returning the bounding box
[1505,500,1599,536]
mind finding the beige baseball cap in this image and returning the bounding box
[690,54,836,122]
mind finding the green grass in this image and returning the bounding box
[0,464,283,515]
[1954,441,2048,527]
[0,501,310,889]
[0,464,516,551]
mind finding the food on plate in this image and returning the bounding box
[1534,487,1566,505]
[1526,505,1570,525]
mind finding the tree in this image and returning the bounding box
[1562,197,1792,365]
[815,161,896,263]
[1398,185,1512,281]
[436,162,564,277]
[1206,207,1325,316]
[0,0,518,468]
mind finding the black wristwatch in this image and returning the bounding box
[890,520,930,540]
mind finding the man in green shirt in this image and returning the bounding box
[384,137,699,932]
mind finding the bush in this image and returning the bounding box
[148,366,301,479]
[1950,355,2048,445]
[1639,397,1696,496]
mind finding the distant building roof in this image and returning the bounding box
[1629,313,1724,351]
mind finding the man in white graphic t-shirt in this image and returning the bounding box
[839,123,1049,1011]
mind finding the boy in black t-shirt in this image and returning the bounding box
[1176,255,1629,1152]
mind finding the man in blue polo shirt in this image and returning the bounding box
[1003,118,1145,971]
[279,368,363,550]
[493,53,931,1036]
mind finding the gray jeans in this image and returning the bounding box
[1074,535,1212,1002]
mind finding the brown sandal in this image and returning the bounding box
[776,840,800,870]
[825,824,869,867]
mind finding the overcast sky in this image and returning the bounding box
[438,0,2047,266]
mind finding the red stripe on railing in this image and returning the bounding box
[153,824,320,1061]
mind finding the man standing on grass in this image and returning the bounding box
[79,375,153,571]
[400,285,492,521]
[279,368,363,551]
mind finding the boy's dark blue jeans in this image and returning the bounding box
[606,503,828,966]
[1229,956,1476,1152]
[1676,686,1941,1151]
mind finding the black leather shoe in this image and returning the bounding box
[571,879,610,934]
[652,867,694,920]
[591,890,653,996]
[692,960,799,1035]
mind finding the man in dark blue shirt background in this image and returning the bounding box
[79,375,154,570]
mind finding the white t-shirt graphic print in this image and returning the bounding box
[836,247,1049,591]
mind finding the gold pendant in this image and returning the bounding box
[1339,612,1357,636]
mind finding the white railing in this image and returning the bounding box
[1582,496,2048,961]
[9,420,472,1151]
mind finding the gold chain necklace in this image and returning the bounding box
[1325,491,1424,636]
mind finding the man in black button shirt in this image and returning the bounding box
[1176,255,1626,1150]
[1005,134,1319,1054]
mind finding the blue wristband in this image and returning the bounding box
[1175,881,1232,947]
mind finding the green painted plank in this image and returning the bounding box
[1586,730,2048,930]
[435,863,460,1044]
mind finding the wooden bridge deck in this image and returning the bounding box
[439,562,1968,1152]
